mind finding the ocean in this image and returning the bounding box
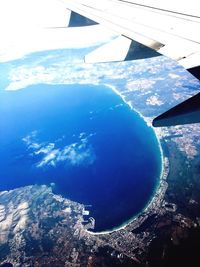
[0,83,162,232]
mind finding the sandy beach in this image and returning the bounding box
[86,83,167,236]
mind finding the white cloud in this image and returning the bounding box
[22,131,38,146]
[22,131,96,168]
[35,143,55,155]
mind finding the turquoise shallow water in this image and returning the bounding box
[0,83,162,231]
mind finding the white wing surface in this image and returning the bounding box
[61,0,200,78]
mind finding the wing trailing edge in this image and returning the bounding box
[61,0,200,71]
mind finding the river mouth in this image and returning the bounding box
[0,83,162,232]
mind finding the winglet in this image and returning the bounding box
[153,92,200,127]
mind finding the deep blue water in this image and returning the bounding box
[0,84,161,232]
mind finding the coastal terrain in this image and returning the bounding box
[0,52,200,266]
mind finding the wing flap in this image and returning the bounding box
[85,35,160,63]
[153,92,200,127]
[85,35,132,63]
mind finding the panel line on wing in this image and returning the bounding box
[116,0,200,19]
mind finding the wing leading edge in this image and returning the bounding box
[61,0,200,127]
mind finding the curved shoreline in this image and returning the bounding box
[86,83,166,236]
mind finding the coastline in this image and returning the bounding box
[86,83,168,236]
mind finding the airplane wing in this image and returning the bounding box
[60,0,200,127]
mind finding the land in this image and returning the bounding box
[0,185,140,266]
